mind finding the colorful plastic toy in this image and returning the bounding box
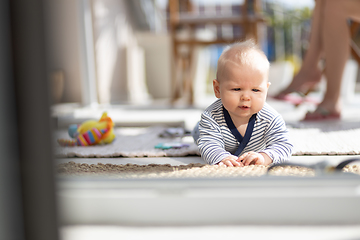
[154,143,190,150]
[58,112,115,146]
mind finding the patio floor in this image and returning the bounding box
[54,93,360,240]
[53,93,360,166]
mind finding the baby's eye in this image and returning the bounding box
[252,89,260,92]
[232,88,241,91]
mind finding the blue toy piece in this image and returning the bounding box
[155,143,190,150]
[68,124,79,138]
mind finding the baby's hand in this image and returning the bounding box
[218,155,243,167]
[238,151,272,166]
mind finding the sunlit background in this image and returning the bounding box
[45,0,326,109]
[3,1,360,240]
[0,0,360,240]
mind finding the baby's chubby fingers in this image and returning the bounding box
[223,159,240,167]
[219,156,242,167]
[242,156,256,166]
[240,152,262,166]
[228,159,242,167]
[237,152,250,162]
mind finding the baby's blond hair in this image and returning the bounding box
[216,39,270,81]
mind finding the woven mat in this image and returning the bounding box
[57,162,360,179]
[54,124,360,158]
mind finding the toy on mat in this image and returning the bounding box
[58,112,115,146]
[154,143,190,150]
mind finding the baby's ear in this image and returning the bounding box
[267,82,271,88]
[213,79,221,98]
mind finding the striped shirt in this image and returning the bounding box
[196,99,293,165]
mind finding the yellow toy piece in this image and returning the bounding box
[58,112,115,146]
[77,112,115,144]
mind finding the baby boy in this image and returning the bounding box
[193,40,293,167]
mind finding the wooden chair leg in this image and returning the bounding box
[171,53,183,102]
[351,40,360,65]
[183,47,194,105]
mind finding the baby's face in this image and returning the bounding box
[213,61,269,123]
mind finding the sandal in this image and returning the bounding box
[302,107,341,121]
[272,91,319,107]
[272,91,304,106]
[273,68,323,106]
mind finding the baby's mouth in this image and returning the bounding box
[239,105,250,110]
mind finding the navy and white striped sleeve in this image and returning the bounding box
[197,112,232,165]
[260,114,293,164]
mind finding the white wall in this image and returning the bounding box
[45,0,152,105]
[44,0,83,103]
[136,32,171,99]
[93,0,128,104]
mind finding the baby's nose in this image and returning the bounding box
[241,93,250,101]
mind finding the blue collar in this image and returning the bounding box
[223,106,257,156]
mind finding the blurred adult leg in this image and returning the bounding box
[276,0,324,98]
[305,0,360,119]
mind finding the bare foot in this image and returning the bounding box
[303,100,341,121]
[275,67,322,98]
[303,107,341,121]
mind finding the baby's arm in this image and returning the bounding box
[233,114,292,166]
[197,114,233,165]
[260,115,293,164]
